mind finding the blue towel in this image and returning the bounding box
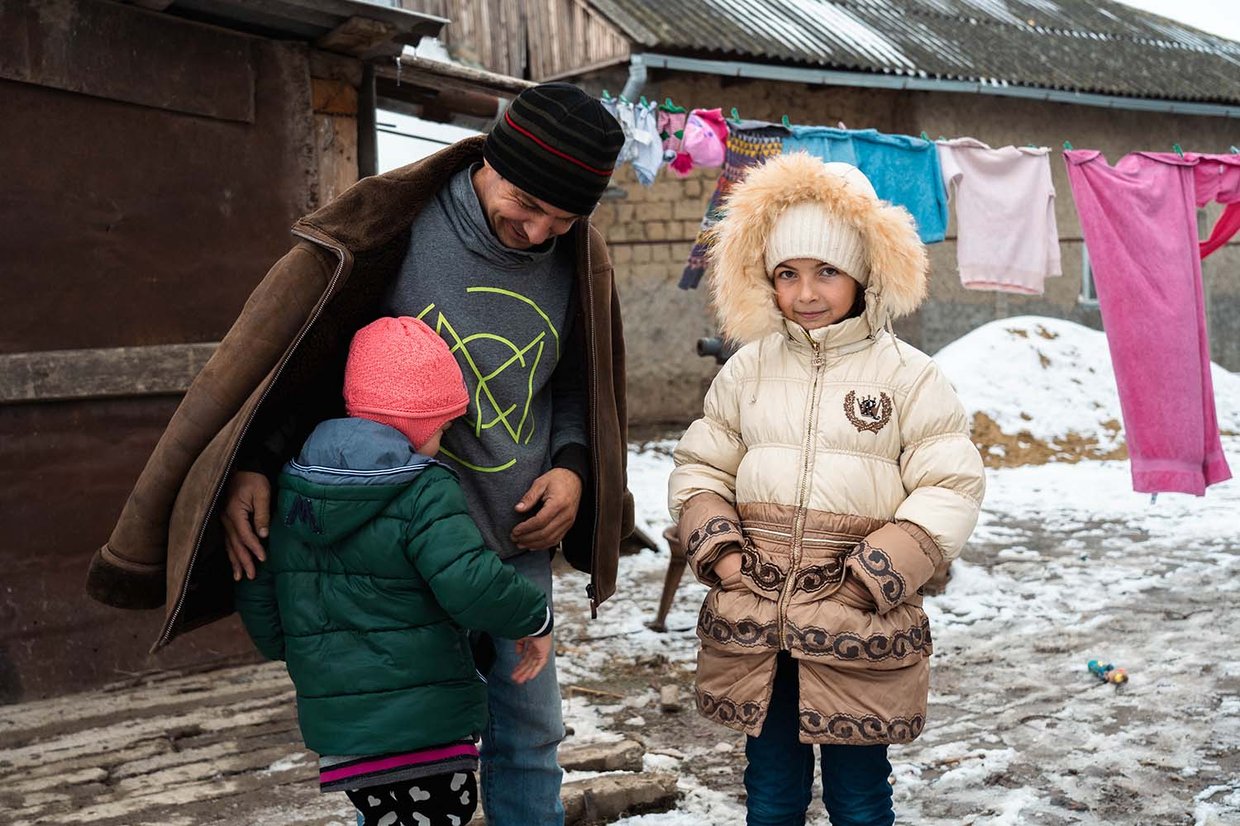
[786,126,948,244]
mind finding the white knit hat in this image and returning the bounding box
[763,162,878,286]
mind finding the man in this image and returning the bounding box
[86,82,633,825]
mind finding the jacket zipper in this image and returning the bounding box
[155,226,349,649]
[776,339,827,647]
[582,220,601,619]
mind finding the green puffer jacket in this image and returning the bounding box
[235,418,551,755]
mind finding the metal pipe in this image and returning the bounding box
[620,54,648,101]
[638,52,1240,119]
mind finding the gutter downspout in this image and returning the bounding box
[620,53,648,102]
[638,52,1240,119]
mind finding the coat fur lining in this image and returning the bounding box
[708,152,928,344]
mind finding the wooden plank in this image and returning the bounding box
[311,77,359,115]
[377,54,534,99]
[0,0,256,123]
[313,15,402,58]
[0,344,218,404]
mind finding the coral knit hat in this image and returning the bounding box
[343,317,469,451]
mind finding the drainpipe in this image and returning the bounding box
[620,53,648,101]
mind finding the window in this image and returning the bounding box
[1079,244,1098,307]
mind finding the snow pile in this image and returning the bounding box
[934,316,1240,467]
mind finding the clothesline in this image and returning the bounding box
[599,91,1240,186]
[595,94,1240,298]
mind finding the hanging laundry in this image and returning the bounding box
[681,109,730,171]
[785,126,949,243]
[680,121,788,289]
[1064,150,1231,495]
[1192,153,1240,259]
[600,96,640,166]
[937,138,1062,295]
[630,100,664,186]
[600,97,663,186]
[657,104,690,177]
[1202,203,1240,259]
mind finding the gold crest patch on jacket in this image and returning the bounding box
[844,390,893,433]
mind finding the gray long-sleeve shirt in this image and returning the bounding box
[381,165,587,559]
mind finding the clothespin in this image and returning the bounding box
[619,93,630,104]
[781,114,791,128]
[729,107,742,124]
[920,131,931,142]
[1173,143,1185,158]
[662,97,686,113]
[1231,145,1240,154]
[601,89,612,101]
[837,120,848,130]
[639,95,649,108]
[1063,140,1074,150]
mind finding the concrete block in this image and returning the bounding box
[561,772,679,825]
[674,200,707,221]
[559,738,645,773]
[643,202,673,222]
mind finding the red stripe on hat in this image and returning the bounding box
[503,111,614,177]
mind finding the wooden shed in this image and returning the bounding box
[0,0,532,702]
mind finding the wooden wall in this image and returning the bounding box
[399,0,630,80]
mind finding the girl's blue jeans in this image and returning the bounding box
[744,652,895,826]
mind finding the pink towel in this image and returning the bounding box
[1191,153,1240,259]
[1064,150,1231,495]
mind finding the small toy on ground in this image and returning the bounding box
[1087,659,1129,685]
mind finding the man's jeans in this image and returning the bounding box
[355,549,565,826]
[481,549,565,825]
[744,653,895,826]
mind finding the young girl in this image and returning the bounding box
[669,153,985,825]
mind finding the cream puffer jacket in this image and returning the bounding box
[669,153,985,745]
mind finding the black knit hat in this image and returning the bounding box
[484,82,624,216]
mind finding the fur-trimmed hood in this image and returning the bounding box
[708,152,928,345]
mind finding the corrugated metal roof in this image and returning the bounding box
[590,0,1240,105]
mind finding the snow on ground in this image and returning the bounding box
[558,439,1240,825]
[554,318,1240,825]
[935,316,1240,464]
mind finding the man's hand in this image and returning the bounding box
[222,471,272,581]
[511,634,552,684]
[511,468,582,550]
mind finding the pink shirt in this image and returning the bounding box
[938,138,1062,295]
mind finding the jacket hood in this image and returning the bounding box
[708,152,928,345]
[279,418,438,545]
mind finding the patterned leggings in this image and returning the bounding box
[346,771,477,826]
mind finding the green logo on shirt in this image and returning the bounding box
[417,287,560,473]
